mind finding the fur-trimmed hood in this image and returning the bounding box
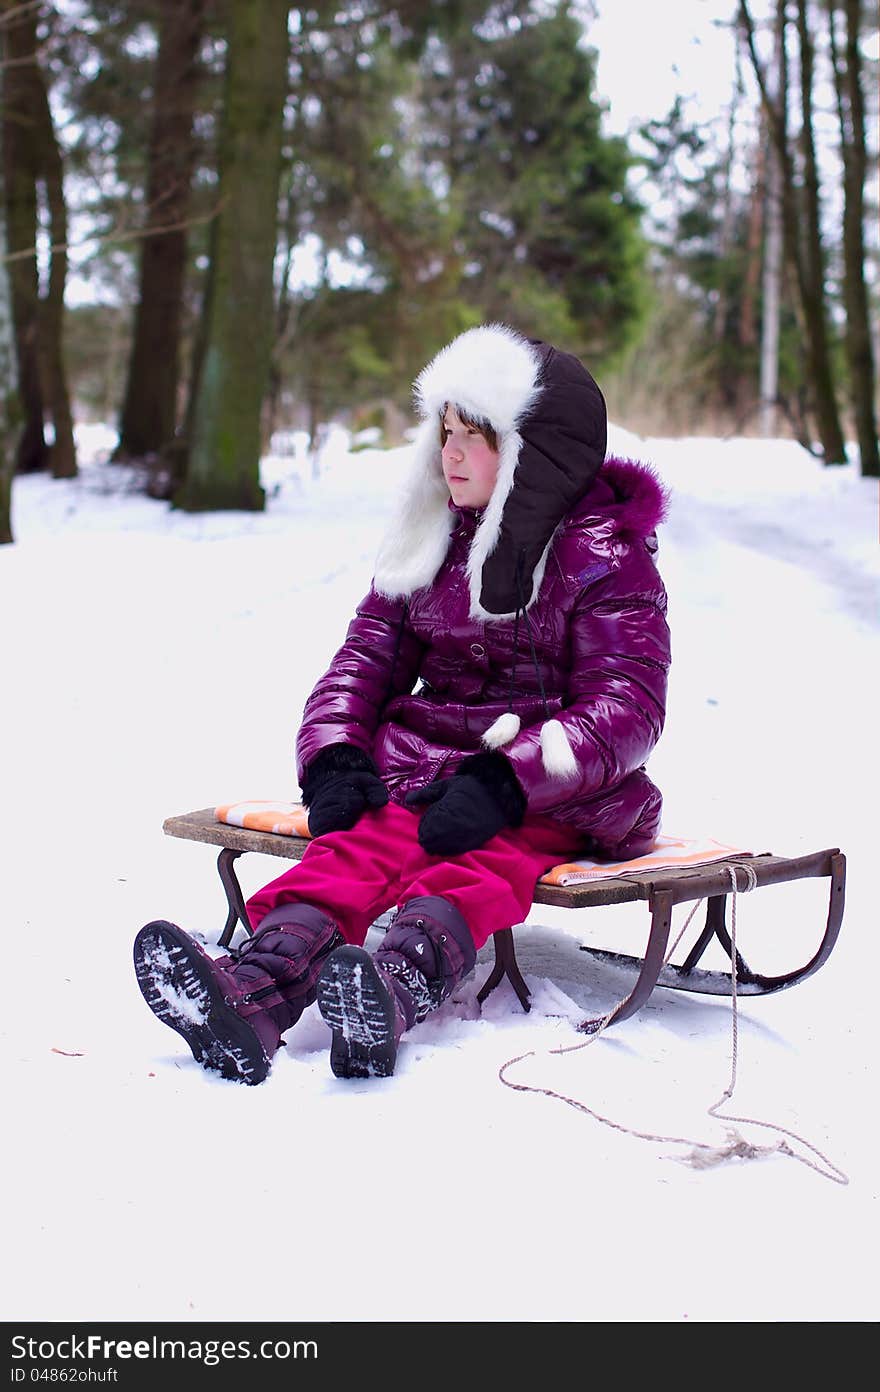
[374,323,608,621]
[563,455,669,542]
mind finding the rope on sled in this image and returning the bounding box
[498,863,849,1186]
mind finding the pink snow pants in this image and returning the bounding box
[245,800,585,951]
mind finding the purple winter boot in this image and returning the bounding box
[133,904,344,1085]
[315,895,477,1079]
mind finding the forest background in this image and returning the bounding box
[0,0,877,544]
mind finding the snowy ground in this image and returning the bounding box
[2,420,878,1324]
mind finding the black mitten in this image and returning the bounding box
[301,744,388,837]
[404,751,526,856]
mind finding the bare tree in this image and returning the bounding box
[828,0,879,477]
[739,0,847,463]
[0,25,20,543]
[114,0,210,464]
[794,0,847,462]
[759,6,784,437]
[1,0,76,477]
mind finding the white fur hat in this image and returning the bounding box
[373,323,607,778]
[373,322,606,622]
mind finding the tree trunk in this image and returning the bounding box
[1,1,46,473]
[115,0,208,463]
[739,139,764,355]
[760,140,783,438]
[165,226,216,498]
[32,58,75,478]
[714,30,743,356]
[262,165,298,452]
[1,0,76,478]
[759,5,784,437]
[0,44,20,543]
[794,0,847,464]
[176,0,290,512]
[829,0,879,477]
[307,390,323,477]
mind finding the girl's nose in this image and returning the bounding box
[443,439,462,463]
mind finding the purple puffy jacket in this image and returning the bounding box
[296,455,670,859]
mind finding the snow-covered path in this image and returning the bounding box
[2,426,877,1323]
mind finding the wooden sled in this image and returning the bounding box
[162,809,845,1032]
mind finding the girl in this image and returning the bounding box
[134,323,671,1085]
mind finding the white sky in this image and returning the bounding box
[589,0,744,136]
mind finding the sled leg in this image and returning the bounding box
[579,851,847,1004]
[674,854,846,994]
[678,912,715,972]
[580,888,674,1032]
[478,928,531,1012]
[216,848,253,948]
[680,894,751,978]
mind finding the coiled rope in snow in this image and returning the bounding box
[498,863,849,1185]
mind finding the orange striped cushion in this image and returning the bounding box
[539,834,750,886]
[215,800,311,837]
[213,805,747,883]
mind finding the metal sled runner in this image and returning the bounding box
[161,810,845,1032]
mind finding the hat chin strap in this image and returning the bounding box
[480,552,578,780]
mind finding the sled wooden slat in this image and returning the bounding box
[161,809,846,1031]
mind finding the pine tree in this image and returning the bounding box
[623,99,761,428]
[273,1,646,439]
[418,2,647,364]
[275,4,472,431]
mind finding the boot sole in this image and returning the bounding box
[316,946,399,1079]
[133,920,271,1085]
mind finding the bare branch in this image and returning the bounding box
[737,0,787,152]
[1,196,228,266]
[0,48,46,69]
[0,1,45,31]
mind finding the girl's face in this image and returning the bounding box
[440,406,500,510]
